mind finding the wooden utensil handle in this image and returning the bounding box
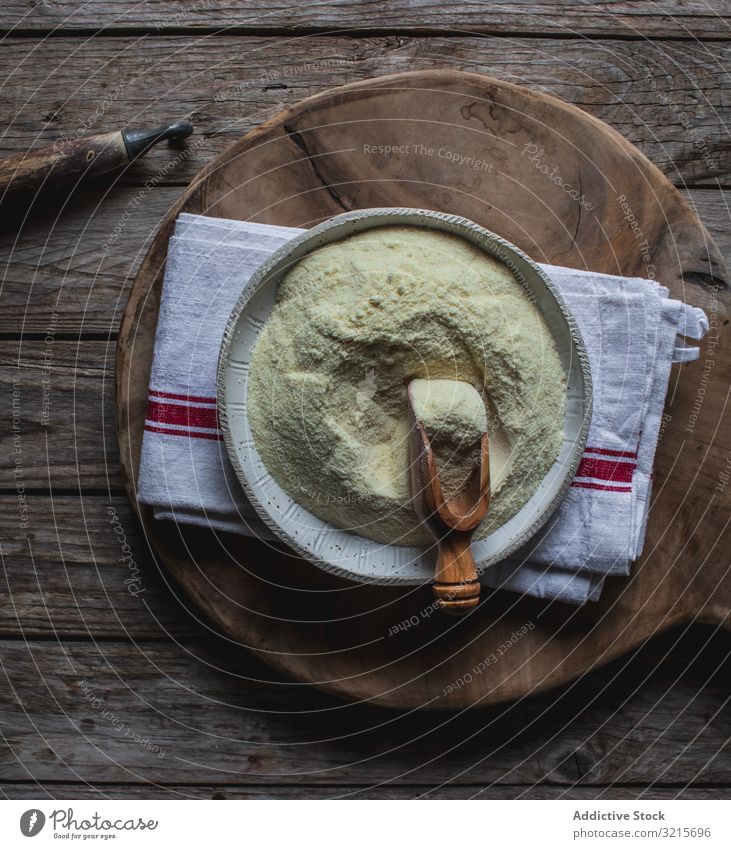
[434,533,481,614]
[0,131,127,196]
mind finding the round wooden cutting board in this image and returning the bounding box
[117,71,730,709]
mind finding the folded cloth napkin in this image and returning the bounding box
[137,213,707,605]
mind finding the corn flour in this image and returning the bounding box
[248,226,565,546]
[409,378,486,501]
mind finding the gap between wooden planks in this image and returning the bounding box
[0,0,729,39]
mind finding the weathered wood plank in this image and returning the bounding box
[1,783,729,800]
[0,188,170,334]
[1,1,729,39]
[1,188,728,336]
[0,627,728,784]
[1,339,116,489]
[0,36,727,188]
[0,495,197,639]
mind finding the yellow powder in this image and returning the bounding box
[248,226,565,546]
[409,378,486,501]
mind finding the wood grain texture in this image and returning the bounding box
[2,1,729,38]
[1,188,728,335]
[0,36,728,187]
[1,7,729,796]
[0,496,198,639]
[0,340,116,489]
[118,70,731,711]
[0,188,170,335]
[2,784,730,801]
[0,627,728,785]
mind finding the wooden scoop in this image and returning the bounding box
[407,381,490,615]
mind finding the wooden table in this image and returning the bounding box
[1,1,729,800]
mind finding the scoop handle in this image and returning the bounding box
[433,532,481,614]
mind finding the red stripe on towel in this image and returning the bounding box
[149,389,217,405]
[576,456,634,483]
[147,400,219,430]
[144,424,223,442]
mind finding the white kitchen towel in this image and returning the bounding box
[137,213,707,605]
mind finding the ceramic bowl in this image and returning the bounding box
[217,208,592,585]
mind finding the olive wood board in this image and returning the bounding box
[117,70,730,709]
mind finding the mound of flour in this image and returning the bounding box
[409,378,486,501]
[248,226,565,546]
